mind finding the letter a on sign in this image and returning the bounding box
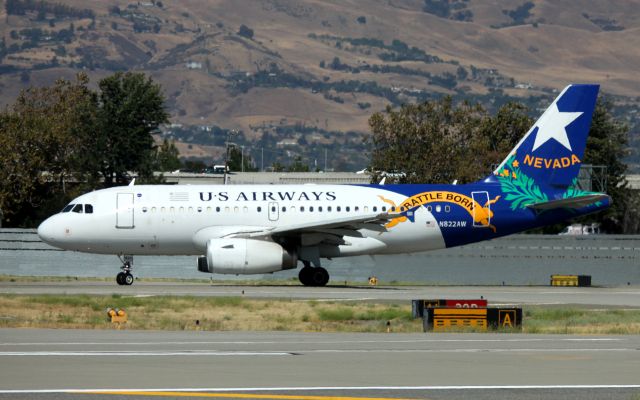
[501,312,513,327]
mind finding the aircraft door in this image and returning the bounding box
[268,202,279,221]
[471,191,489,228]
[116,193,135,229]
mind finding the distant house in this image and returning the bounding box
[186,62,203,70]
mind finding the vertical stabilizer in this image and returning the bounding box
[491,84,599,190]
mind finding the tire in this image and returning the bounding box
[298,267,313,286]
[124,273,134,286]
[310,267,329,287]
[116,272,126,285]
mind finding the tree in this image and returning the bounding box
[0,73,96,226]
[227,146,257,172]
[238,24,254,39]
[368,96,495,184]
[155,138,181,171]
[287,156,310,172]
[82,72,169,186]
[582,98,636,233]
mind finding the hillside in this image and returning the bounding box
[0,0,638,171]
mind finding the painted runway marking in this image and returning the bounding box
[0,348,634,356]
[2,385,640,394]
[0,351,294,356]
[82,391,418,400]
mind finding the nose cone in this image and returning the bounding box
[37,217,59,247]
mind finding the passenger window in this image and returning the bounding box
[243,206,248,213]
[328,206,332,212]
[62,204,74,213]
[207,207,212,212]
[355,206,359,212]
[233,207,239,213]
[373,206,377,212]
[318,206,323,212]
[189,207,194,212]
[224,207,230,213]
[445,205,451,212]
[257,207,262,212]
[271,206,276,212]
[84,204,93,214]
[436,205,442,212]
[72,204,83,213]
[364,206,369,212]
[197,207,202,213]
[282,206,286,212]
[300,206,305,212]
[337,206,341,212]
[310,206,314,212]
[346,206,350,212]
[179,207,185,213]
[427,206,432,212]
[216,207,221,212]
[142,207,148,213]
[382,206,387,212]
[161,207,166,213]
[170,207,175,213]
[151,207,157,213]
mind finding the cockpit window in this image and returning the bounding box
[84,204,93,214]
[72,204,83,213]
[62,204,74,213]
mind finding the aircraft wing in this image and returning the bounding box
[526,194,611,211]
[242,212,403,239]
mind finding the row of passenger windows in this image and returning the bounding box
[61,204,93,214]
[139,205,452,214]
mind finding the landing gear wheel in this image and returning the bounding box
[298,267,313,286]
[309,267,330,287]
[116,255,135,286]
[299,266,329,287]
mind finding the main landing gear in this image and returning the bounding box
[298,261,330,287]
[116,255,134,286]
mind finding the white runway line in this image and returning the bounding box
[0,351,294,356]
[0,348,634,356]
[1,385,640,394]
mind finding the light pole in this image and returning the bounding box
[241,145,245,173]
[224,129,238,185]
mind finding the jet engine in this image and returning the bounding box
[197,238,297,274]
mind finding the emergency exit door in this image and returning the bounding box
[116,193,135,229]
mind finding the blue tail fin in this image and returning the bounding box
[491,84,599,191]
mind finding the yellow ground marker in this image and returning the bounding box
[81,391,421,400]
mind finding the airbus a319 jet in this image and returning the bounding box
[38,84,609,286]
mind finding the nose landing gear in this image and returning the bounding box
[116,255,134,286]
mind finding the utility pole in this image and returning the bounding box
[324,148,327,172]
[224,129,238,185]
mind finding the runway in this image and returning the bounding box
[0,329,639,400]
[2,281,640,307]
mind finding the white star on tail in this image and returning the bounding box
[531,103,583,151]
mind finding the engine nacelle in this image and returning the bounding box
[197,238,297,274]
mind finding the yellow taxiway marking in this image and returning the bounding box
[81,391,421,400]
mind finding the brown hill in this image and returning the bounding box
[1,0,638,169]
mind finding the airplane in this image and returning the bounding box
[37,84,609,286]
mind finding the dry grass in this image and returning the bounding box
[0,295,419,333]
[2,294,640,334]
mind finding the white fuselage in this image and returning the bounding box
[37,184,446,257]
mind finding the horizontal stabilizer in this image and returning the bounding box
[526,194,610,210]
